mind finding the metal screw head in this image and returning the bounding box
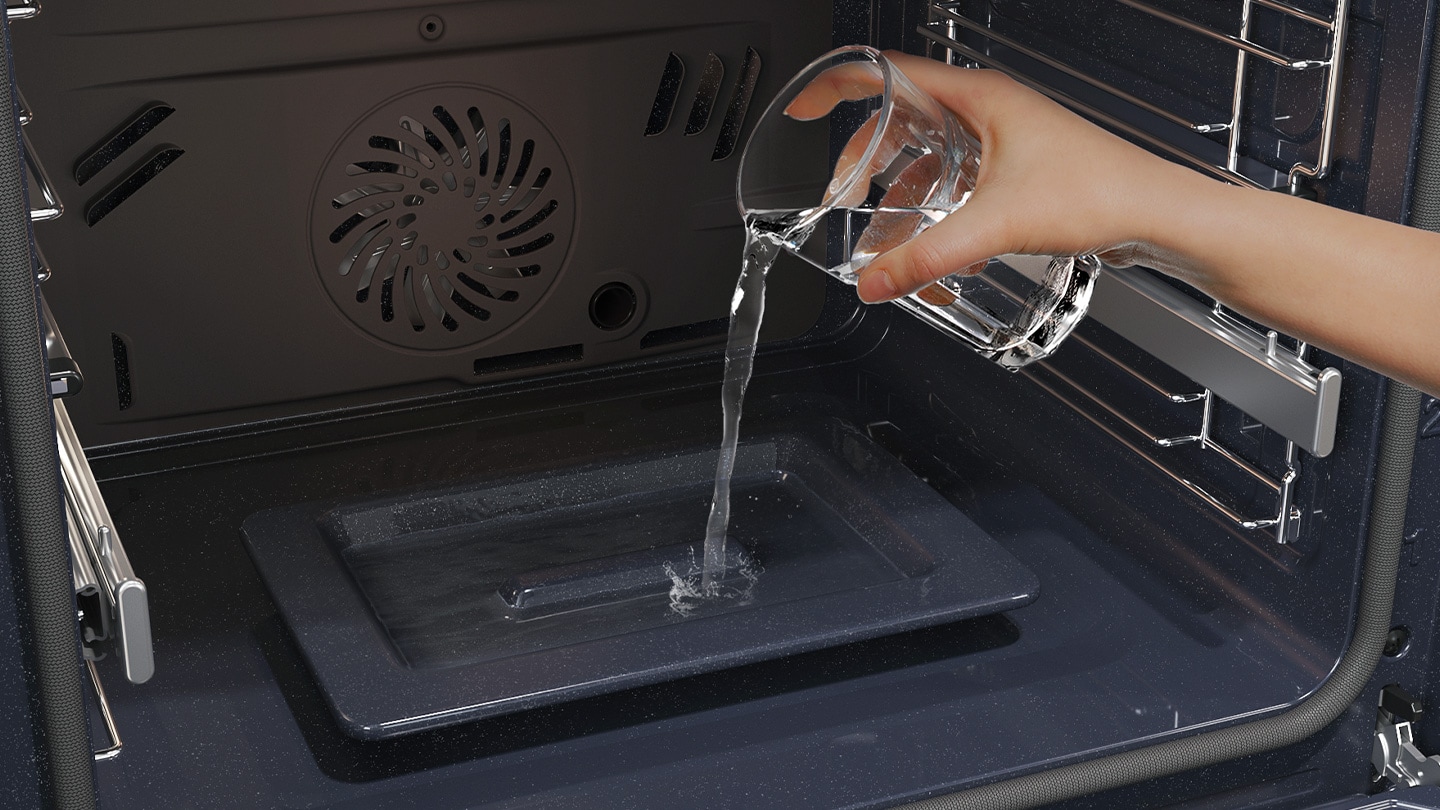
[419,15,444,41]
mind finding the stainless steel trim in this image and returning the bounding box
[17,89,31,126]
[55,399,154,684]
[1087,266,1341,457]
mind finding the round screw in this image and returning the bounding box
[419,15,445,41]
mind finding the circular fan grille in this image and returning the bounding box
[310,85,575,351]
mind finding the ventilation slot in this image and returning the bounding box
[473,344,583,376]
[640,317,730,349]
[685,54,725,136]
[643,47,763,155]
[75,103,175,186]
[645,53,686,136]
[85,146,185,226]
[110,333,132,411]
[712,47,762,161]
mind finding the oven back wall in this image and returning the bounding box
[14,0,833,446]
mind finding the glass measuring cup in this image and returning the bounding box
[737,45,1100,368]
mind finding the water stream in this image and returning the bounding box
[697,212,811,594]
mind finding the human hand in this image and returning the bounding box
[844,53,1198,303]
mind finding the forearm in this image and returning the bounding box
[856,56,1440,395]
[1139,164,1440,396]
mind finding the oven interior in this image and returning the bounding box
[9,0,1438,807]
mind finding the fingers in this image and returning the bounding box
[878,52,1012,131]
[783,61,884,120]
[826,113,882,208]
[852,153,942,258]
[856,191,1008,302]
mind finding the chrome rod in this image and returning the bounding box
[1025,367,1280,530]
[1289,0,1351,184]
[1112,0,1327,69]
[1036,361,1206,449]
[1070,334,1206,403]
[1273,440,1302,544]
[1253,0,1334,29]
[931,5,1228,133]
[1227,0,1254,172]
[86,660,122,762]
[1203,429,1284,494]
[916,28,1271,190]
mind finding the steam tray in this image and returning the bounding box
[242,419,1038,739]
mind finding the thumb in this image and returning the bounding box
[855,192,1012,302]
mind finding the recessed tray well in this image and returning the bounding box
[241,418,1038,739]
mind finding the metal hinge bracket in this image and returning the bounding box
[1373,684,1440,788]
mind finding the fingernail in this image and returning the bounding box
[857,269,897,303]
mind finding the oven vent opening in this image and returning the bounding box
[312,87,575,352]
[74,102,175,186]
[643,48,762,160]
[84,146,184,226]
[684,53,725,135]
[73,102,184,226]
[644,53,686,136]
[110,332,132,411]
[473,343,582,376]
[640,316,730,349]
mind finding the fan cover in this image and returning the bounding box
[310,85,575,351]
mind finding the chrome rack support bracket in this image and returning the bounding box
[56,399,154,684]
[22,129,61,221]
[41,293,81,396]
[1088,265,1341,457]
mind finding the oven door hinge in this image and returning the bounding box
[1373,684,1440,788]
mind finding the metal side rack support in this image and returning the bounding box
[921,0,1351,190]
[6,0,39,21]
[994,264,1338,544]
[56,397,154,685]
[918,2,1350,544]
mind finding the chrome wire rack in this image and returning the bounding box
[921,0,1351,191]
[919,1,1352,545]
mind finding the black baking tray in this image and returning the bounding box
[241,417,1038,739]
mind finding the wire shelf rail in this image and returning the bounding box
[918,1,1351,544]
